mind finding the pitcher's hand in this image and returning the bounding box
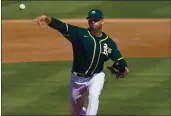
[33,15,51,27]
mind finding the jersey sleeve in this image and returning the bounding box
[48,17,78,42]
[107,38,128,67]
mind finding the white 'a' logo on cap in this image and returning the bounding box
[91,11,96,14]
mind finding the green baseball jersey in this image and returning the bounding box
[48,18,127,76]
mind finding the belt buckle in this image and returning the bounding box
[78,73,87,77]
[74,71,91,78]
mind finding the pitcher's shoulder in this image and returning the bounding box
[103,34,116,43]
[103,34,118,46]
[73,25,86,31]
[102,32,110,38]
[76,27,91,35]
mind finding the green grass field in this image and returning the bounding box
[2,1,171,19]
[2,0,171,115]
[2,58,170,115]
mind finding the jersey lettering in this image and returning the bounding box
[102,43,112,56]
[102,43,108,56]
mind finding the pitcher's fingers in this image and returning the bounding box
[38,22,42,27]
[40,21,45,26]
[39,21,42,26]
[37,19,42,27]
[32,20,38,25]
[32,18,39,25]
[32,19,36,24]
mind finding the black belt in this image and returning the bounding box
[76,73,92,78]
[72,70,93,78]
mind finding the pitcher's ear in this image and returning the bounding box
[101,19,104,25]
[102,21,104,25]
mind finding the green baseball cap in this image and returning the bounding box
[86,9,104,19]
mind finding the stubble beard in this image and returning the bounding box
[90,24,102,32]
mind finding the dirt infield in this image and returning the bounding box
[2,19,170,63]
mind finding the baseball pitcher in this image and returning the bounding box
[33,9,129,115]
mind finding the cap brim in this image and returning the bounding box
[86,17,103,20]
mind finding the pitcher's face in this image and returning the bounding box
[88,18,104,30]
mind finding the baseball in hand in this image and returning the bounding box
[19,4,25,10]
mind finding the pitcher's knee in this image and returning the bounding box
[86,95,99,115]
